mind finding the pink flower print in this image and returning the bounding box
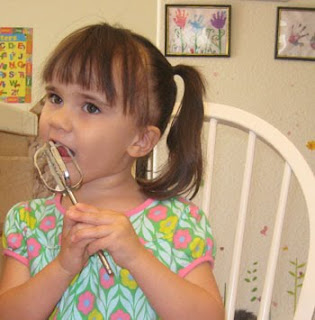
[173,9,188,29]
[7,233,23,249]
[110,309,131,320]
[100,267,115,289]
[26,238,41,259]
[39,216,56,232]
[147,205,167,222]
[190,205,201,221]
[78,291,95,315]
[174,229,192,249]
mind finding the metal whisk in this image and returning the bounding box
[34,141,113,275]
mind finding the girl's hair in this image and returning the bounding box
[42,23,205,200]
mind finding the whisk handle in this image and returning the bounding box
[66,188,113,275]
[66,188,78,205]
[97,251,113,275]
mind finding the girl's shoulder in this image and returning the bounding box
[143,196,206,224]
[6,194,62,220]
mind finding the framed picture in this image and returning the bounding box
[275,7,315,61]
[165,5,231,57]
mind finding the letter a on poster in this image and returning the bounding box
[0,27,33,103]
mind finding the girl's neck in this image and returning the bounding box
[61,174,147,212]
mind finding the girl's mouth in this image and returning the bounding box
[53,142,75,159]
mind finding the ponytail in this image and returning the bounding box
[167,65,205,199]
[138,63,205,200]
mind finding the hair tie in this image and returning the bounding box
[172,65,181,76]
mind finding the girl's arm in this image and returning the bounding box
[0,214,94,320]
[0,256,73,320]
[128,249,225,320]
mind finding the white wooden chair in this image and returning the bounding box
[198,103,315,320]
[151,102,315,319]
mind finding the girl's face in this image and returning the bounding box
[39,80,141,186]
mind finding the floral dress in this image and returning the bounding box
[2,194,215,320]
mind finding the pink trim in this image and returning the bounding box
[54,194,154,217]
[126,198,155,217]
[178,255,214,278]
[3,249,29,267]
[54,193,66,214]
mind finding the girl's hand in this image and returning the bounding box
[56,208,96,276]
[66,203,146,269]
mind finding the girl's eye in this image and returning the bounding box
[47,93,63,105]
[83,103,101,114]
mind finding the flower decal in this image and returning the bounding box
[189,237,205,258]
[100,267,115,289]
[78,291,95,315]
[26,238,41,259]
[174,229,191,249]
[39,216,56,232]
[147,205,167,222]
[7,233,23,249]
[306,140,315,150]
[110,309,130,320]
[120,269,137,290]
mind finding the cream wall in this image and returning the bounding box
[158,0,314,175]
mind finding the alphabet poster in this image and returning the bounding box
[0,27,33,103]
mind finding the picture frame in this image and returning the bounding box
[275,7,315,61]
[165,4,231,57]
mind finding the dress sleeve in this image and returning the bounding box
[173,202,216,278]
[2,202,30,266]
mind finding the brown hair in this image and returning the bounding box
[42,23,205,200]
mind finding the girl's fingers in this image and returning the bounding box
[72,224,110,242]
[67,203,122,225]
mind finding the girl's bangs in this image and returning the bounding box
[43,36,117,104]
[42,24,150,123]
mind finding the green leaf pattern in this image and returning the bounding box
[3,195,215,319]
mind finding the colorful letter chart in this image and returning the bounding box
[0,27,33,103]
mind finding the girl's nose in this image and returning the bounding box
[47,105,73,133]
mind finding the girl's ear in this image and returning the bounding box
[128,125,161,158]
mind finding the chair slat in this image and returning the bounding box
[202,118,218,218]
[226,131,257,320]
[258,162,292,319]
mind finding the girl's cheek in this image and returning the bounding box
[38,115,49,139]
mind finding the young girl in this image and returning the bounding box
[0,23,224,320]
